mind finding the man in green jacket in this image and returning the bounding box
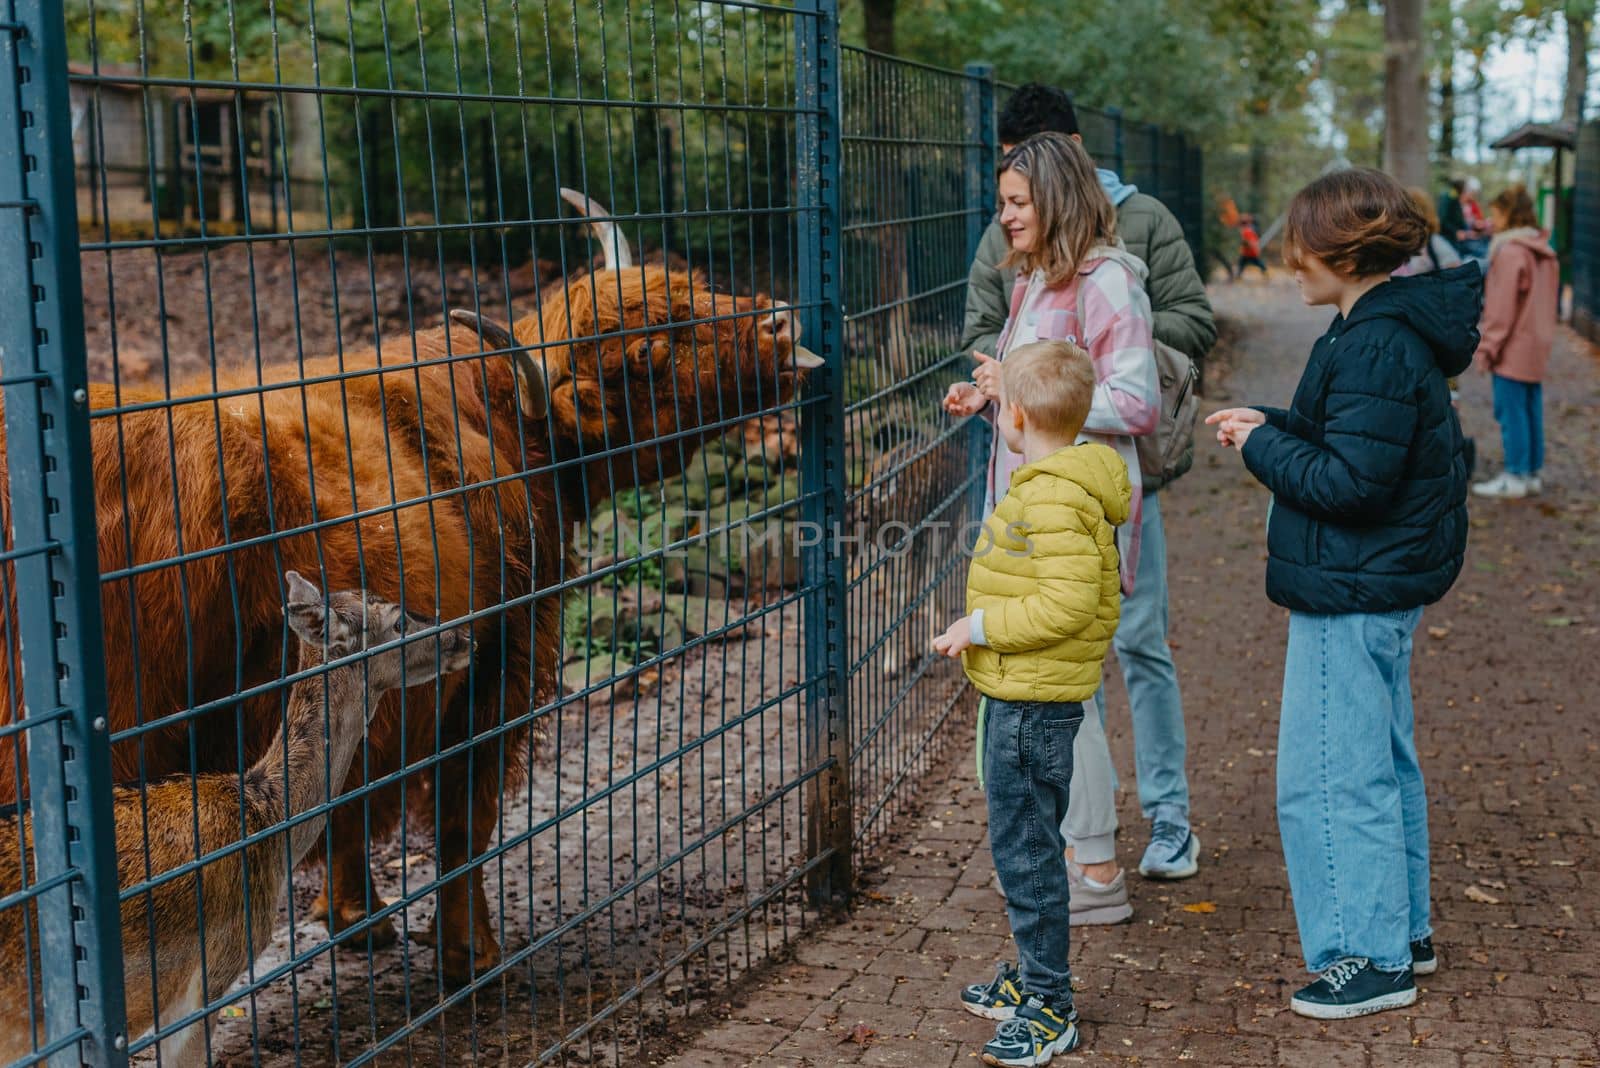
[962,84,1215,919]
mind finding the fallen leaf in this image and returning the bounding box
[1427,626,1451,639]
[1543,616,1573,627]
[1477,878,1507,890]
[1148,1000,1175,1011]
[1464,885,1501,905]
[1246,747,1265,757]
[1182,901,1218,913]
[842,1024,876,1047]
[220,1006,247,1019]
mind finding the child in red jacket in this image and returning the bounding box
[1236,215,1267,278]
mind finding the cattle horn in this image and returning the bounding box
[559,187,635,272]
[449,308,549,422]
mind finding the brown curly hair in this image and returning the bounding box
[1282,168,1429,277]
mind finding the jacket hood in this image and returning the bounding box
[1097,168,1138,207]
[1080,242,1149,282]
[1343,263,1483,377]
[1489,226,1556,261]
[1012,442,1132,527]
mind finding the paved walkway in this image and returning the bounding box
[657,278,1600,1067]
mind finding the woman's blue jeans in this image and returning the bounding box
[1277,608,1431,974]
[1491,374,1544,477]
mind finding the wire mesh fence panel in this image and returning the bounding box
[1573,121,1600,338]
[5,2,1204,1060]
[30,0,832,1063]
[838,49,979,855]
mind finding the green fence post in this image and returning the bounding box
[0,4,127,1066]
[795,0,853,908]
[963,63,996,516]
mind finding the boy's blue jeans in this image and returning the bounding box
[983,697,1083,1004]
[1277,609,1431,974]
[1491,374,1544,476]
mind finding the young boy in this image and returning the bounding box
[1207,168,1480,1019]
[934,339,1131,1065]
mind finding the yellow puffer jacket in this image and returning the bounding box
[963,442,1132,703]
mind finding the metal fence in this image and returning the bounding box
[1571,120,1600,339]
[1,3,1200,1064]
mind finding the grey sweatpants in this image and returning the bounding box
[1062,691,1119,864]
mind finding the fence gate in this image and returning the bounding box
[1,1,1200,1063]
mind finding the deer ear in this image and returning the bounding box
[284,570,329,644]
[285,569,322,605]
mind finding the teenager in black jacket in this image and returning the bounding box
[1208,169,1481,1022]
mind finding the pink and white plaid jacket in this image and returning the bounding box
[984,245,1159,592]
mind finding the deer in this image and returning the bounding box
[0,572,474,1067]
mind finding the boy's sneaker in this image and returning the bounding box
[1472,472,1530,499]
[1067,862,1134,926]
[1289,957,1417,1020]
[1138,822,1200,880]
[961,962,1081,1024]
[1528,472,1543,494]
[981,994,1080,1067]
[961,961,1026,1020]
[1410,937,1438,976]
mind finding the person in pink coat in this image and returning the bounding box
[1471,184,1559,500]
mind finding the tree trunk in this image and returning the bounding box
[1440,67,1455,163]
[1565,1,1593,124]
[863,0,895,53]
[1383,0,1429,186]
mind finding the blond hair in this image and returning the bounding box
[999,132,1116,286]
[1000,340,1095,437]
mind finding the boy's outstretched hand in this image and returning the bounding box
[1205,407,1266,451]
[943,380,988,417]
[933,616,973,658]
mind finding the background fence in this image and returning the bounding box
[1,3,1200,1065]
[1571,120,1600,340]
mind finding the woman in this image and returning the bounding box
[944,131,1160,926]
[1472,184,1558,499]
[1394,187,1463,276]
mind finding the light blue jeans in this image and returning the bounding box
[1112,493,1189,826]
[1277,608,1431,974]
[1491,374,1544,476]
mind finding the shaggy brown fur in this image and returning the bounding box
[0,264,815,981]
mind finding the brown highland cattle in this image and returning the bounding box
[0,193,821,982]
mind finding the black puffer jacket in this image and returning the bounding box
[1241,265,1481,614]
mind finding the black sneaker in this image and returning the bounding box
[960,961,1026,1020]
[981,994,1080,1066]
[1290,957,1417,1020]
[1410,937,1437,976]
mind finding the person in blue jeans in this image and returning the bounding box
[1208,168,1478,1019]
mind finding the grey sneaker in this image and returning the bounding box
[1067,862,1133,926]
[1139,822,1199,880]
